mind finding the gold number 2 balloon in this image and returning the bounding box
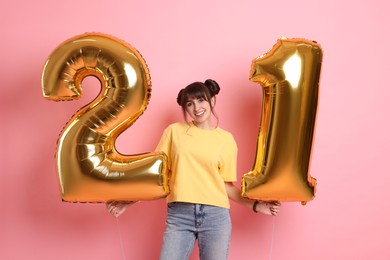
[42,33,169,203]
[241,38,322,204]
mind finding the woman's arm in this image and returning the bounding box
[224,182,280,216]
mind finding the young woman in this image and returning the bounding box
[107,79,280,260]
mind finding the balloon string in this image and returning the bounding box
[115,217,127,260]
[268,217,276,260]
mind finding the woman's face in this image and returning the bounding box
[185,96,214,129]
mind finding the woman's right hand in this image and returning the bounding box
[106,201,135,217]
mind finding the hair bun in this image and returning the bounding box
[204,79,220,96]
[177,89,185,106]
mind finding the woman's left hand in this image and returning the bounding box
[106,201,135,217]
[255,201,281,216]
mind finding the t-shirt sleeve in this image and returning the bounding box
[220,134,238,182]
[155,126,172,170]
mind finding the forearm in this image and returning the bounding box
[224,182,255,209]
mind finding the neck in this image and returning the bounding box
[192,120,215,130]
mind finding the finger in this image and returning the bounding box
[110,206,119,214]
[269,206,280,213]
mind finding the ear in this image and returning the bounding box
[211,97,216,107]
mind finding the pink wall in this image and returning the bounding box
[1,0,389,259]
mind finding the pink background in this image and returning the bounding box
[1,0,389,259]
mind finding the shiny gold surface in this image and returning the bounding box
[42,33,169,202]
[242,38,322,204]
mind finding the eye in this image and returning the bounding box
[186,102,193,107]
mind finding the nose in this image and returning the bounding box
[192,100,200,111]
[193,102,198,110]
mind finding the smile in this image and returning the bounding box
[195,110,205,116]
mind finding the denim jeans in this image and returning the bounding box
[160,202,232,260]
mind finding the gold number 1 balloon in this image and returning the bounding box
[241,38,322,204]
[42,33,169,203]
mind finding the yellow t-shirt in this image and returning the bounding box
[155,122,237,209]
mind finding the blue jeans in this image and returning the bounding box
[160,202,232,260]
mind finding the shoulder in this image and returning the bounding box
[216,127,237,144]
[216,127,234,138]
[165,122,188,131]
[162,122,190,135]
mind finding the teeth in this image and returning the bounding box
[195,111,205,116]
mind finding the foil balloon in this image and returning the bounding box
[241,38,322,204]
[42,32,169,203]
